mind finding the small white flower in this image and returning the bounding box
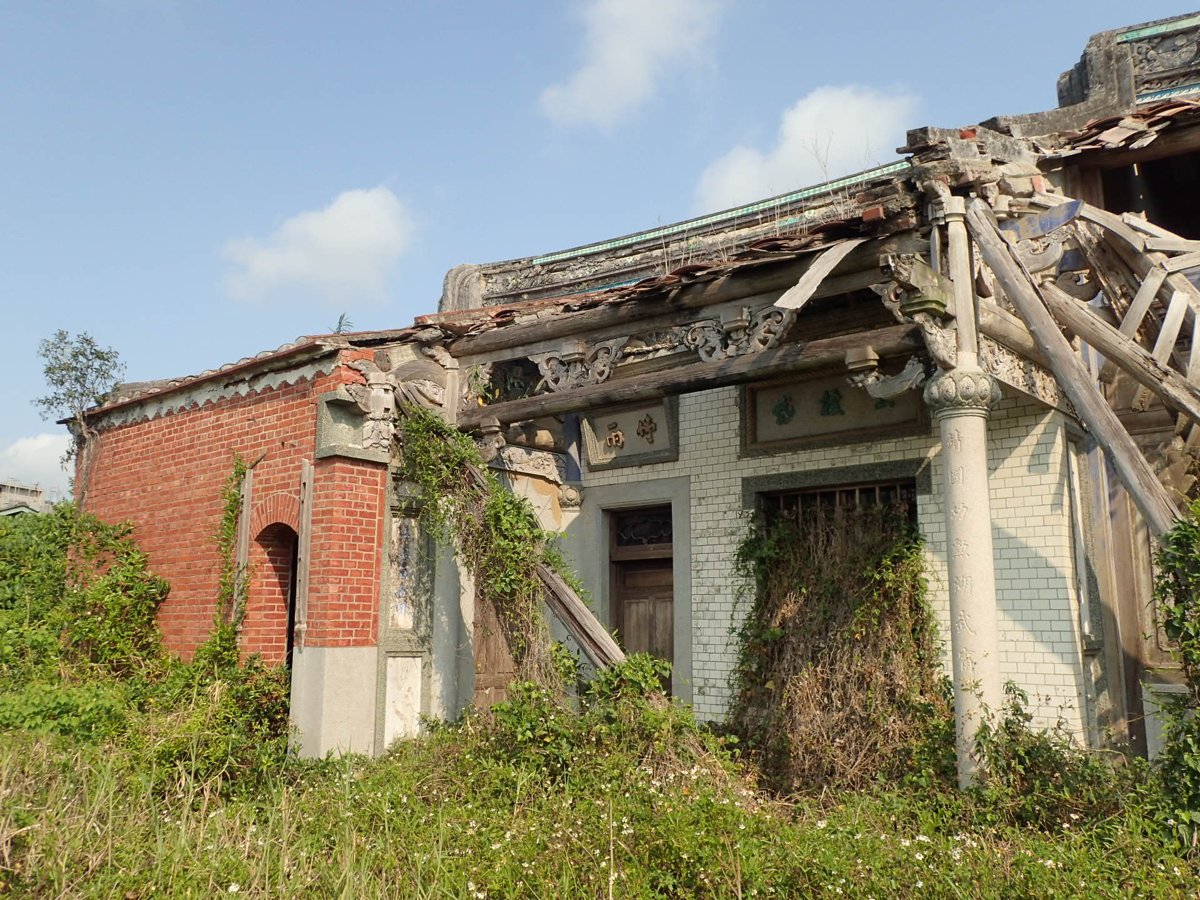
[228,886,240,895]
[816,820,827,829]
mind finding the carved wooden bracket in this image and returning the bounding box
[846,355,928,399]
[879,253,953,319]
[529,338,628,392]
[682,306,794,362]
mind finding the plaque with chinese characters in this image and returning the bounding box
[581,399,678,470]
[744,374,924,453]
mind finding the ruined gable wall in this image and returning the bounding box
[83,362,386,662]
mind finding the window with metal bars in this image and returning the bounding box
[763,479,918,525]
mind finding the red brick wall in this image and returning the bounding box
[308,458,386,646]
[83,359,385,659]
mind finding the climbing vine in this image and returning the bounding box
[730,501,951,793]
[398,404,565,692]
[214,455,249,629]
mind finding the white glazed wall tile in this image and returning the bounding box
[582,386,1086,735]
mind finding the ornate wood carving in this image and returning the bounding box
[682,306,794,361]
[613,507,673,547]
[529,338,628,392]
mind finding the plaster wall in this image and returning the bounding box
[576,385,1091,737]
[290,645,378,756]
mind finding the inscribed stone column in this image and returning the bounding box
[924,368,1003,786]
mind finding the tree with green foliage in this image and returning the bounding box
[34,329,124,500]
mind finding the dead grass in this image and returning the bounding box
[731,503,951,793]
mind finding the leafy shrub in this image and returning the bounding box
[399,405,568,692]
[0,504,167,680]
[1153,500,1200,846]
[972,684,1153,831]
[0,503,290,795]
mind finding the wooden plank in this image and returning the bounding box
[1189,313,1200,383]
[232,468,254,624]
[538,565,625,668]
[1040,283,1200,425]
[1040,194,1147,253]
[459,324,923,427]
[1118,266,1167,338]
[774,238,866,310]
[1144,237,1200,254]
[1122,213,1178,239]
[1131,289,1189,412]
[1163,252,1200,274]
[1099,264,1167,384]
[294,459,313,650]
[1149,290,1188,364]
[998,200,1082,242]
[979,298,1050,366]
[967,199,1177,538]
[455,457,624,670]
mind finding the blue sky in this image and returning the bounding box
[2,0,1192,495]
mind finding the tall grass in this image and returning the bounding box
[3,687,1197,899]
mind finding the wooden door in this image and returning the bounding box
[473,594,517,710]
[613,558,673,659]
[610,506,673,692]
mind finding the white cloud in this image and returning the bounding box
[540,0,723,128]
[0,433,72,498]
[694,85,920,213]
[223,187,414,306]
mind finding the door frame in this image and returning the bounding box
[566,476,692,704]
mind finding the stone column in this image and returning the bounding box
[924,368,1003,786]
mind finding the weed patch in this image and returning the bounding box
[731,502,952,793]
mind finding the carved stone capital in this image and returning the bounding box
[346,360,398,452]
[558,482,584,508]
[923,368,1001,415]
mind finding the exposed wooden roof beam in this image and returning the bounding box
[458,324,923,428]
[967,199,1178,537]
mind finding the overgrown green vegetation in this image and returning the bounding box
[398,403,568,691]
[1153,497,1200,847]
[3,670,1196,897]
[4,459,1200,895]
[731,502,953,792]
[0,502,289,798]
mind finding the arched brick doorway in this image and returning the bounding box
[243,522,299,669]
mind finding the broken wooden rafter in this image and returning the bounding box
[1133,289,1189,411]
[966,199,1179,538]
[1039,282,1200,425]
[538,566,625,669]
[773,238,867,311]
[459,460,625,670]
